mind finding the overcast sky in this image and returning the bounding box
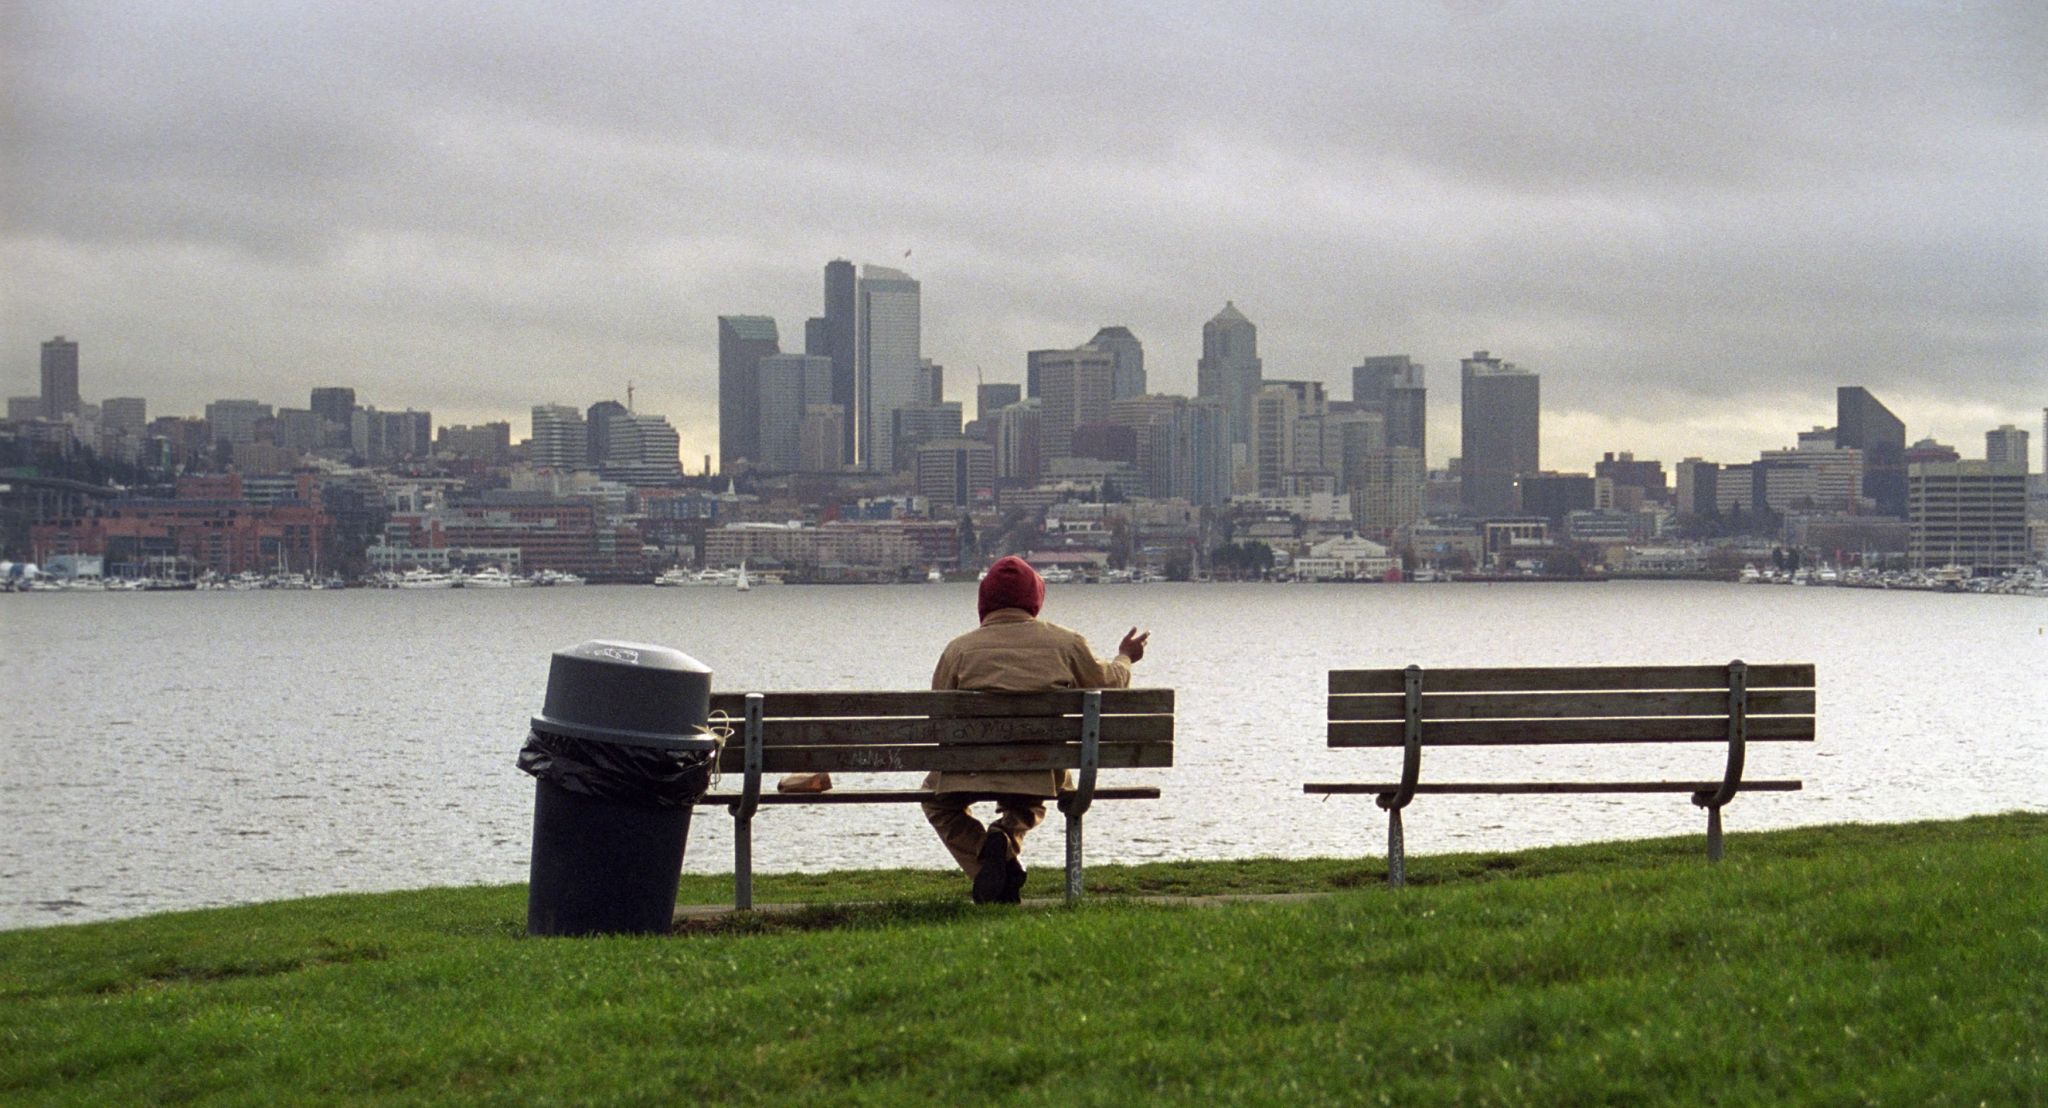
[4,1,2043,470]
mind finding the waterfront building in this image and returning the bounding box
[29,473,331,577]
[915,437,995,508]
[40,336,80,420]
[1086,326,1146,399]
[1985,425,2030,470]
[529,404,586,470]
[857,265,921,473]
[1036,346,1116,462]
[717,315,780,472]
[1836,387,1907,517]
[203,399,272,447]
[1459,351,1540,517]
[1907,460,2029,570]
[1292,533,1395,581]
[754,353,834,472]
[1196,302,1262,447]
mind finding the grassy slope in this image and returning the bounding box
[2,814,2043,1106]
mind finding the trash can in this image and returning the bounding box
[517,640,718,936]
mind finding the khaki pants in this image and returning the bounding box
[921,793,1047,876]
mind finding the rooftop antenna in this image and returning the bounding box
[626,380,635,412]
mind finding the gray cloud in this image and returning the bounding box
[3,1,2042,468]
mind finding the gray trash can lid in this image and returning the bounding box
[531,639,720,751]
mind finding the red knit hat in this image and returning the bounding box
[978,556,1045,619]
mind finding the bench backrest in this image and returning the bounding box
[1326,663,1815,748]
[707,688,1175,775]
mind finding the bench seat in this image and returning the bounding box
[704,786,1163,806]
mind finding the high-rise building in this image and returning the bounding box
[1459,351,1540,516]
[919,359,944,405]
[1759,445,1864,508]
[310,387,356,448]
[994,399,1042,485]
[976,383,1022,423]
[856,265,920,472]
[1908,461,2029,570]
[1250,380,1326,495]
[890,402,963,472]
[530,404,586,470]
[204,399,272,446]
[352,408,431,462]
[438,422,512,463]
[1836,387,1907,517]
[1086,326,1146,399]
[1036,346,1116,461]
[915,438,995,508]
[1674,458,1720,516]
[718,315,780,472]
[40,336,80,420]
[755,353,834,473]
[586,400,629,467]
[1595,452,1669,502]
[1196,303,1261,446]
[1352,356,1428,460]
[798,406,846,473]
[1351,447,1426,537]
[822,260,858,465]
[1986,425,2030,471]
[101,397,147,438]
[601,413,684,485]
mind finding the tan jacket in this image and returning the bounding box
[924,608,1133,798]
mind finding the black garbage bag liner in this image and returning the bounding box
[516,730,717,809]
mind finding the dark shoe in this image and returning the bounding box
[1002,859,1028,904]
[971,830,1012,904]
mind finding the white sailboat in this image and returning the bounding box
[735,561,751,591]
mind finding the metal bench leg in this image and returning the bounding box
[734,811,754,910]
[1387,808,1405,888]
[1705,804,1724,863]
[1065,810,1083,904]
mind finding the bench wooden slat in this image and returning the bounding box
[703,786,1163,806]
[708,688,1174,718]
[1327,688,1816,722]
[742,713,1172,748]
[715,741,1174,774]
[1327,714,1815,747]
[1328,663,1815,694]
[1304,780,1805,795]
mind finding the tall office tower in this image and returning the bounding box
[1459,351,1540,516]
[994,399,1042,484]
[857,265,920,472]
[1332,409,1388,492]
[718,315,780,472]
[1384,377,1426,458]
[1759,445,1864,509]
[602,413,684,485]
[1250,380,1326,495]
[1024,349,1054,399]
[1107,394,1179,497]
[1177,398,1232,506]
[1986,425,2030,471]
[798,406,846,473]
[755,354,833,472]
[1086,326,1146,399]
[309,387,356,448]
[919,359,944,404]
[530,404,586,469]
[822,260,858,464]
[1036,346,1116,461]
[1909,461,2029,570]
[1595,451,1669,502]
[101,397,147,437]
[890,402,964,471]
[1674,458,1720,516]
[1196,302,1262,446]
[1352,355,1416,408]
[204,399,273,446]
[1836,387,1907,517]
[585,400,628,467]
[40,336,80,420]
[976,383,1022,423]
[1351,447,1426,536]
[915,437,995,508]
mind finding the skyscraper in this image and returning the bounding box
[1985,425,2030,471]
[101,397,147,438]
[718,315,780,472]
[1087,326,1146,399]
[586,400,629,467]
[1353,355,1426,459]
[976,383,1022,424]
[856,265,920,472]
[1196,303,1261,447]
[822,260,857,465]
[1035,346,1116,461]
[40,336,80,420]
[755,354,834,472]
[1459,351,1540,516]
[530,404,586,470]
[310,387,356,449]
[1836,387,1907,517]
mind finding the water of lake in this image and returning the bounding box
[3,581,2043,928]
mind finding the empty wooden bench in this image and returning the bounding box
[701,688,1174,907]
[1304,661,1814,885]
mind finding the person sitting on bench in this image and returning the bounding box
[924,556,1150,903]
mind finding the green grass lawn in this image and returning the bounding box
[4,814,2043,1105]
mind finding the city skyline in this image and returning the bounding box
[3,5,2041,467]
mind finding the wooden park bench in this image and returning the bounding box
[1304,661,1814,885]
[701,688,1174,908]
